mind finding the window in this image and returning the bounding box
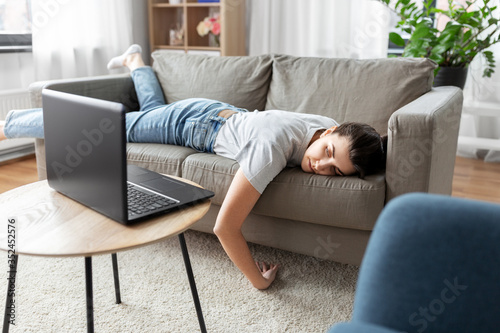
[0,0,32,53]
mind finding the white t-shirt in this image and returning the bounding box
[213,110,338,194]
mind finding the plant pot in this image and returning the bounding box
[433,66,468,89]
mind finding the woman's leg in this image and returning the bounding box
[130,66,166,112]
[112,48,166,112]
[126,98,241,153]
[0,46,163,141]
[1,108,44,140]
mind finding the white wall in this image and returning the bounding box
[131,0,150,60]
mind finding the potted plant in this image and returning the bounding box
[379,0,500,88]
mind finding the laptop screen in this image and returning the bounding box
[42,89,128,223]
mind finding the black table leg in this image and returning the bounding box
[3,254,17,333]
[111,253,121,304]
[85,257,94,333]
[178,233,207,333]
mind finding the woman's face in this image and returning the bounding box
[301,129,356,177]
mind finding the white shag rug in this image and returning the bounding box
[1,230,358,333]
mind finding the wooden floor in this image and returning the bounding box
[0,155,39,194]
[451,156,500,204]
[1,155,500,204]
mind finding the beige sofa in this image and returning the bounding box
[29,52,463,265]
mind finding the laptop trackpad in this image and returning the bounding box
[141,177,185,193]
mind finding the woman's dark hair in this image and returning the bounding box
[335,122,387,179]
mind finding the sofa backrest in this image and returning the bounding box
[151,52,436,134]
[266,54,437,134]
[152,52,273,111]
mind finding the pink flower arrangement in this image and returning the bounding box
[196,14,221,45]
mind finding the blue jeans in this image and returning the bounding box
[4,67,246,153]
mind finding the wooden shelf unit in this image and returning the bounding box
[148,0,246,56]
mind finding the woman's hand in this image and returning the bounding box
[255,262,279,290]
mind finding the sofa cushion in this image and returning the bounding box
[126,143,198,177]
[151,52,273,111]
[181,153,240,205]
[265,54,437,134]
[181,153,386,231]
[254,168,386,231]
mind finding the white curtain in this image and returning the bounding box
[31,0,147,81]
[247,0,390,58]
[459,0,500,162]
[460,44,500,162]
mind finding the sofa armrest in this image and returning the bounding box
[28,73,139,110]
[30,74,139,180]
[385,86,463,202]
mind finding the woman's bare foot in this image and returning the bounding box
[0,120,7,141]
[106,44,142,70]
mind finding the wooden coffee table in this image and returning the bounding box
[0,178,211,333]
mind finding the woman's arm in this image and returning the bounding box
[213,169,279,290]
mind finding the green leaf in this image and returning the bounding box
[402,27,413,34]
[404,41,430,58]
[431,8,449,15]
[396,0,411,10]
[411,25,431,40]
[429,54,445,65]
[483,68,494,77]
[430,44,450,56]
[463,29,472,42]
[389,32,406,47]
[438,24,463,44]
[484,50,495,61]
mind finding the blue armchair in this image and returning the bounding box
[329,193,500,333]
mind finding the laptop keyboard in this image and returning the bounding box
[127,183,178,218]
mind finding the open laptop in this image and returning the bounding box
[42,89,214,225]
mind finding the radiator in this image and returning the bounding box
[0,89,35,162]
[0,89,31,119]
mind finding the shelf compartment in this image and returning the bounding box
[148,0,245,56]
[186,6,220,48]
[150,7,185,48]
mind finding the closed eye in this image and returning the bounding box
[330,144,346,176]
